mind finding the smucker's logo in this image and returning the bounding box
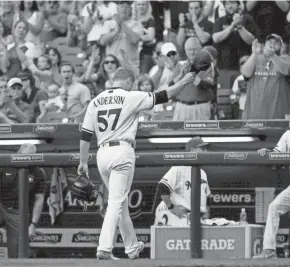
[0,125,11,133]
[69,154,92,161]
[242,122,266,128]
[33,125,57,133]
[138,122,160,129]
[224,152,248,160]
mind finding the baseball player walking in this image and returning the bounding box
[78,67,195,260]
[254,130,290,259]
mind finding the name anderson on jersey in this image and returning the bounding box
[94,96,125,107]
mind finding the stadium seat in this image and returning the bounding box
[38,111,68,123]
[52,37,68,48]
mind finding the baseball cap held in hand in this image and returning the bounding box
[190,50,212,73]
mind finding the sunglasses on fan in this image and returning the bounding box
[104,60,116,65]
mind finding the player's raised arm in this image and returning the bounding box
[162,73,196,100]
[129,73,196,113]
[159,49,213,100]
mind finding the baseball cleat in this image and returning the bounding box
[96,250,119,260]
[253,250,277,259]
[128,241,145,259]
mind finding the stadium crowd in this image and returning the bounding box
[0,0,290,123]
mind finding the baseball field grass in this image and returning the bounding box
[1,259,290,267]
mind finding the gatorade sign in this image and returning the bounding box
[151,225,264,260]
[166,238,235,251]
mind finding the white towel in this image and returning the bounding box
[47,168,68,225]
[201,218,240,226]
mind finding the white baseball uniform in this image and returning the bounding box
[154,167,211,226]
[263,130,290,250]
[82,88,156,254]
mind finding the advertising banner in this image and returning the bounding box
[38,180,287,258]
[151,225,264,260]
[29,228,150,248]
[41,186,261,228]
[41,181,159,228]
[207,188,256,223]
[276,228,289,258]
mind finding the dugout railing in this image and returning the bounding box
[1,120,290,258]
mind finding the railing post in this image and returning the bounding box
[18,168,29,258]
[190,166,202,258]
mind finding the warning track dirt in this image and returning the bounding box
[1,259,290,267]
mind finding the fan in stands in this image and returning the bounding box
[70,173,99,203]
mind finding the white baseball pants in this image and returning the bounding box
[96,144,138,254]
[263,185,290,250]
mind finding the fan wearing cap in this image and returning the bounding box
[149,43,179,93]
[0,78,33,123]
[230,55,249,119]
[241,34,290,119]
[154,137,211,227]
[170,37,215,121]
[149,43,179,112]
[161,43,179,71]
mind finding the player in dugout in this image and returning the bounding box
[154,137,211,226]
[253,130,290,259]
[0,143,46,258]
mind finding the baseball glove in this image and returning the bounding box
[70,173,99,202]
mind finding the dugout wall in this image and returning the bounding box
[0,120,290,258]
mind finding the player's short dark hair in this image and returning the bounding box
[60,62,75,73]
[114,67,135,82]
[185,137,209,152]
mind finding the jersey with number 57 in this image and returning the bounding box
[81,88,156,146]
